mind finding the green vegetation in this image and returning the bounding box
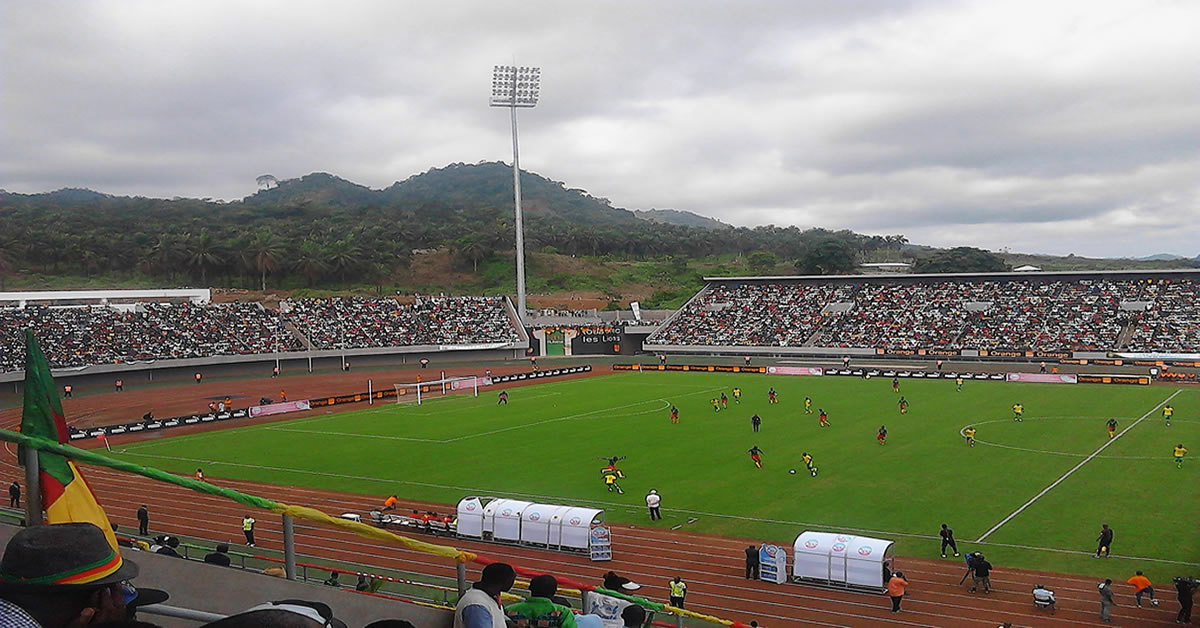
[111,372,1200,579]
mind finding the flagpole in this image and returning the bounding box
[23,447,40,527]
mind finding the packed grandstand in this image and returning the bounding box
[0,295,522,373]
[647,271,1200,353]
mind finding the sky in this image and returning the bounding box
[2,1,1199,258]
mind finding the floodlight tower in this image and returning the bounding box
[490,64,540,326]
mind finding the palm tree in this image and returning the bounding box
[244,231,287,291]
[183,230,227,286]
[0,243,13,291]
[292,240,329,287]
[325,238,364,284]
[146,233,182,279]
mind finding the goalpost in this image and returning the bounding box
[394,376,479,405]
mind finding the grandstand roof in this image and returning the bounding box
[0,289,211,305]
[703,268,1200,282]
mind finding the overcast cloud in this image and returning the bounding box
[2,0,1198,257]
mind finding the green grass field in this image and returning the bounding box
[112,372,1200,579]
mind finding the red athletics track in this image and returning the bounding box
[0,372,1181,626]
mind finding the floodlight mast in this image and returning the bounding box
[490,65,540,327]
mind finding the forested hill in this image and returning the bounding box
[0,163,914,297]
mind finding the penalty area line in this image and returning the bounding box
[974,389,1183,543]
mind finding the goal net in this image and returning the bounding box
[394,376,479,405]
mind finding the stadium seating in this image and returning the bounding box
[649,276,1200,353]
[0,296,520,373]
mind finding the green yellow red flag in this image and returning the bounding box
[20,330,119,550]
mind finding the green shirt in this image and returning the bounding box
[504,597,577,628]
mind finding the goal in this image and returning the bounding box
[394,376,479,405]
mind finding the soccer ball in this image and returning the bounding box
[1152,599,1159,606]
[810,467,819,477]
[865,374,872,379]
[788,469,797,475]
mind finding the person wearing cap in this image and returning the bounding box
[0,522,168,628]
[155,536,183,558]
[645,490,661,521]
[454,562,516,628]
[504,574,576,627]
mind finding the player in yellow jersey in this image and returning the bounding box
[732,387,742,404]
[804,396,813,414]
[711,398,720,412]
[1163,404,1173,427]
[963,426,976,447]
[1174,444,1187,469]
[1012,403,1024,422]
[956,377,963,392]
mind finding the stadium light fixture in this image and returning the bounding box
[490,65,540,327]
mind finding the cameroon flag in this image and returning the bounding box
[19,331,118,550]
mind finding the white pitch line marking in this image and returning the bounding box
[974,389,1183,542]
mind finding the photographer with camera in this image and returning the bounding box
[1176,576,1198,624]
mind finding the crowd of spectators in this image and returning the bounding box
[0,296,520,373]
[649,283,856,347]
[281,296,520,350]
[649,277,1200,353]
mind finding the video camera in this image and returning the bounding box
[1174,576,1200,588]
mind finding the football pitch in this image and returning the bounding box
[111,371,1200,578]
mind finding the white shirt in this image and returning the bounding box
[645,493,661,508]
[453,587,507,628]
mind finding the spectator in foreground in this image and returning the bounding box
[454,562,515,628]
[203,600,346,628]
[504,574,576,627]
[0,522,152,628]
[620,604,646,627]
[155,536,183,559]
[204,543,232,567]
[323,572,340,587]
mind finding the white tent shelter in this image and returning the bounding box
[792,531,895,592]
[456,496,610,560]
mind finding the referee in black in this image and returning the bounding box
[940,523,960,558]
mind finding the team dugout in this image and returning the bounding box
[646,270,1200,354]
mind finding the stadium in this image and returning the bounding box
[2,268,1198,627]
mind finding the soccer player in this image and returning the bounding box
[956,376,963,392]
[497,390,509,405]
[1095,523,1114,558]
[1163,404,1173,427]
[1012,403,1024,422]
[897,396,909,414]
[599,455,626,468]
[963,426,976,447]
[720,392,729,409]
[768,387,778,404]
[1175,443,1188,469]
[818,409,830,427]
[711,398,720,412]
[747,445,765,469]
[732,387,742,404]
[601,466,625,494]
[892,377,900,393]
[877,425,888,445]
[804,396,813,414]
[670,405,679,424]
[750,413,762,433]
[802,452,817,476]
[1106,418,1118,439]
